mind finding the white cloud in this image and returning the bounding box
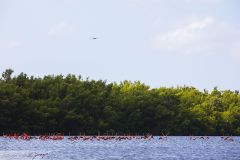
[0,41,21,49]
[185,0,221,3]
[48,22,76,37]
[129,0,221,5]
[154,17,240,56]
[184,0,221,3]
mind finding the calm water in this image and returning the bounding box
[0,137,240,160]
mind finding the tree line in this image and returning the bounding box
[0,69,239,135]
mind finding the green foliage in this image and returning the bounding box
[0,69,239,135]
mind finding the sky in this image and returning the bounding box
[0,0,240,90]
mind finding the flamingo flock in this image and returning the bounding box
[1,133,236,142]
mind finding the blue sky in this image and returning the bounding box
[0,0,240,90]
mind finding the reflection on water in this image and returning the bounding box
[0,137,240,160]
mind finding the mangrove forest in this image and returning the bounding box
[0,69,240,135]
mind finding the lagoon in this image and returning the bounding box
[0,137,240,160]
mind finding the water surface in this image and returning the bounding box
[0,137,239,160]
